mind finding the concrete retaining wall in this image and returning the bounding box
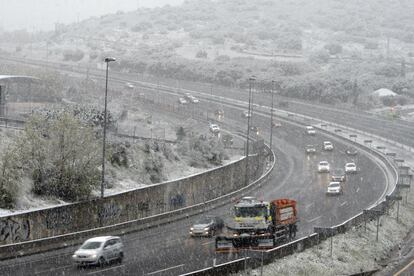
[0,142,264,247]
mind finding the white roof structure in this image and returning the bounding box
[372,88,397,97]
[0,75,41,83]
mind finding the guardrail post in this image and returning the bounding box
[244,249,248,274]
[376,216,380,242]
[260,250,264,276]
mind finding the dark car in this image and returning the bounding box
[189,216,224,237]
[222,134,233,147]
[250,126,260,135]
[331,168,346,182]
[345,148,358,156]
[305,144,316,154]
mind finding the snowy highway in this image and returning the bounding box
[0,56,403,275]
[0,91,391,275]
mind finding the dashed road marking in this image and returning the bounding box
[87,264,125,275]
[146,264,185,275]
[307,215,322,223]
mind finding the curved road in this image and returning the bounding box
[0,97,390,275]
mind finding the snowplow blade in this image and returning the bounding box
[215,235,275,253]
[215,236,234,253]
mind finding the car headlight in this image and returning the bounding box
[90,254,97,259]
[190,227,194,231]
[72,254,77,258]
[204,227,209,231]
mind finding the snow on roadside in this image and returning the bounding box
[236,184,414,276]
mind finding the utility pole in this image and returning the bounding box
[245,77,255,186]
[386,36,390,60]
[101,57,116,198]
[269,80,275,150]
[401,59,406,78]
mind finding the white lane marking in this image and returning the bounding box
[202,241,214,246]
[87,264,125,275]
[34,264,73,275]
[305,202,314,210]
[340,201,348,206]
[356,187,360,193]
[307,215,322,223]
[146,264,185,275]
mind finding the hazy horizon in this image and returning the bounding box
[0,0,185,32]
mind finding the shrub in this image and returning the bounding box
[19,113,100,201]
[178,135,228,168]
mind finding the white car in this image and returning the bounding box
[242,110,252,118]
[125,82,134,89]
[306,126,316,135]
[326,182,343,195]
[188,96,200,103]
[209,124,220,133]
[323,141,334,151]
[72,236,124,267]
[345,162,357,173]
[318,161,330,173]
[178,97,188,104]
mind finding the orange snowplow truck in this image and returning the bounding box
[215,197,298,253]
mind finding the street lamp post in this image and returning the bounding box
[245,76,255,186]
[101,57,116,198]
[269,80,275,150]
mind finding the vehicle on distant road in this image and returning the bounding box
[222,134,233,147]
[125,82,134,89]
[188,96,199,103]
[345,162,357,173]
[331,168,346,182]
[323,141,334,151]
[318,161,330,173]
[178,97,188,104]
[305,145,316,154]
[209,124,220,133]
[250,126,260,135]
[272,121,282,128]
[190,216,224,237]
[326,182,343,195]
[241,110,252,118]
[215,109,224,117]
[306,126,316,135]
[345,148,358,156]
[72,236,124,267]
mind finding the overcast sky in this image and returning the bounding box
[0,0,184,31]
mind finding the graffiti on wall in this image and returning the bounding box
[137,202,150,212]
[169,193,186,208]
[0,218,30,243]
[98,203,121,221]
[46,208,73,230]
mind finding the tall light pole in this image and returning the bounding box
[101,57,116,198]
[269,80,275,150]
[245,76,255,186]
